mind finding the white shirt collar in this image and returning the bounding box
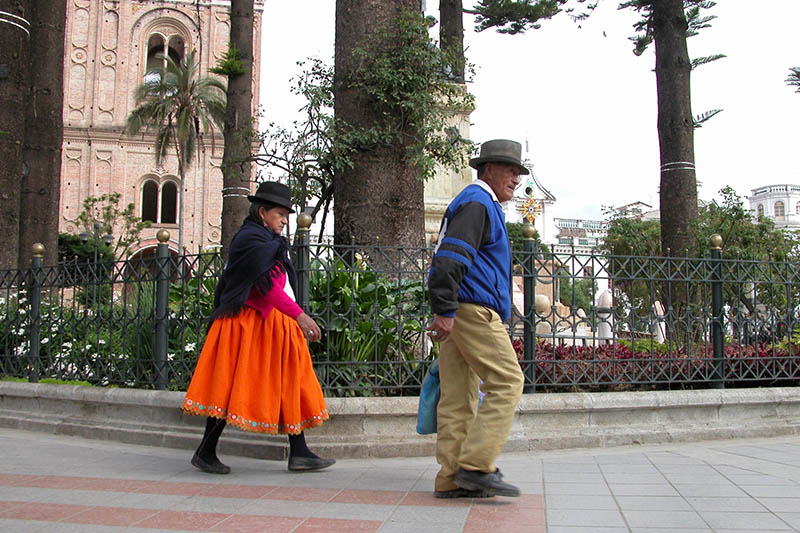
[474,179,500,203]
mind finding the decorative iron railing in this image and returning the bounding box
[2,231,799,395]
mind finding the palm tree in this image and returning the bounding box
[125,50,226,260]
[787,67,800,92]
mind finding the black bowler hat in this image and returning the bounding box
[247,181,295,213]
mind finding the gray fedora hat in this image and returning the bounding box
[469,139,530,175]
[247,181,296,213]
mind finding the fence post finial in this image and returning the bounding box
[709,234,723,250]
[297,212,312,230]
[156,229,170,243]
[32,243,44,258]
[522,223,535,240]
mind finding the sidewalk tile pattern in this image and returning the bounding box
[2,428,800,531]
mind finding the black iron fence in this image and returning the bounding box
[2,232,799,395]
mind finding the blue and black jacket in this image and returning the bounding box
[428,181,512,322]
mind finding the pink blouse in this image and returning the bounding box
[244,268,303,320]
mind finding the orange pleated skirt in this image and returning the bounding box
[181,306,329,434]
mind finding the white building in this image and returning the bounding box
[551,218,610,256]
[503,166,556,241]
[749,184,800,230]
[614,201,659,221]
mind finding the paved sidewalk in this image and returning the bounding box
[1,428,799,532]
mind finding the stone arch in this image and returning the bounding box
[129,9,196,89]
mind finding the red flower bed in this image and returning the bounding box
[512,338,800,392]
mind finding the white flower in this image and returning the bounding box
[41,337,49,344]
[62,341,72,349]
[98,339,106,345]
[185,342,196,352]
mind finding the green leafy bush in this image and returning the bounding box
[307,256,427,395]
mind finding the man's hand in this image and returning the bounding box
[296,312,322,343]
[426,314,455,342]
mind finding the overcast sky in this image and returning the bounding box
[260,1,800,232]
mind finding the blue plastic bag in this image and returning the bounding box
[416,359,440,435]
[416,360,485,435]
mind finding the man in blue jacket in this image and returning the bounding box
[427,139,526,498]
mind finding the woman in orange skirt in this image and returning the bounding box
[182,182,333,474]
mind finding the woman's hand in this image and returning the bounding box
[296,312,322,343]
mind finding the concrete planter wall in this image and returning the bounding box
[1,382,799,459]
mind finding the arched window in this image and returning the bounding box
[757,204,764,218]
[795,201,800,215]
[775,201,785,218]
[160,181,177,224]
[140,177,178,225]
[141,180,158,222]
[144,32,185,81]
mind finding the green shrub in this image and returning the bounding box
[308,256,427,395]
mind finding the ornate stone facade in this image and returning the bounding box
[61,0,263,256]
[749,184,800,231]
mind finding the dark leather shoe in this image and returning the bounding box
[434,488,491,499]
[191,453,231,474]
[454,467,520,497]
[288,456,336,472]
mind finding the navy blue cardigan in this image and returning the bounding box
[207,216,298,326]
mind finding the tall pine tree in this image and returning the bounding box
[333,0,425,248]
[0,0,31,269]
[219,0,254,259]
[18,0,66,266]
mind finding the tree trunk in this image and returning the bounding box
[220,0,254,260]
[178,163,185,261]
[18,0,65,267]
[334,0,425,249]
[653,0,697,256]
[440,0,464,82]
[0,0,31,270]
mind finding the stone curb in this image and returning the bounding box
[1,382,799,458]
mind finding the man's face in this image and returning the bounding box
[483,162,521,203]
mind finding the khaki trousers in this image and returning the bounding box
[434,303,524,492]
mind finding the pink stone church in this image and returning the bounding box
[60,0,264,259]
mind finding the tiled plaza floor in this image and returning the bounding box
[1,427,799,531]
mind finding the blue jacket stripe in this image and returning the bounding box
[435,250,473,268]
[440,237,477,260]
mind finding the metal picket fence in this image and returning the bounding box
[2,232,800,395]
